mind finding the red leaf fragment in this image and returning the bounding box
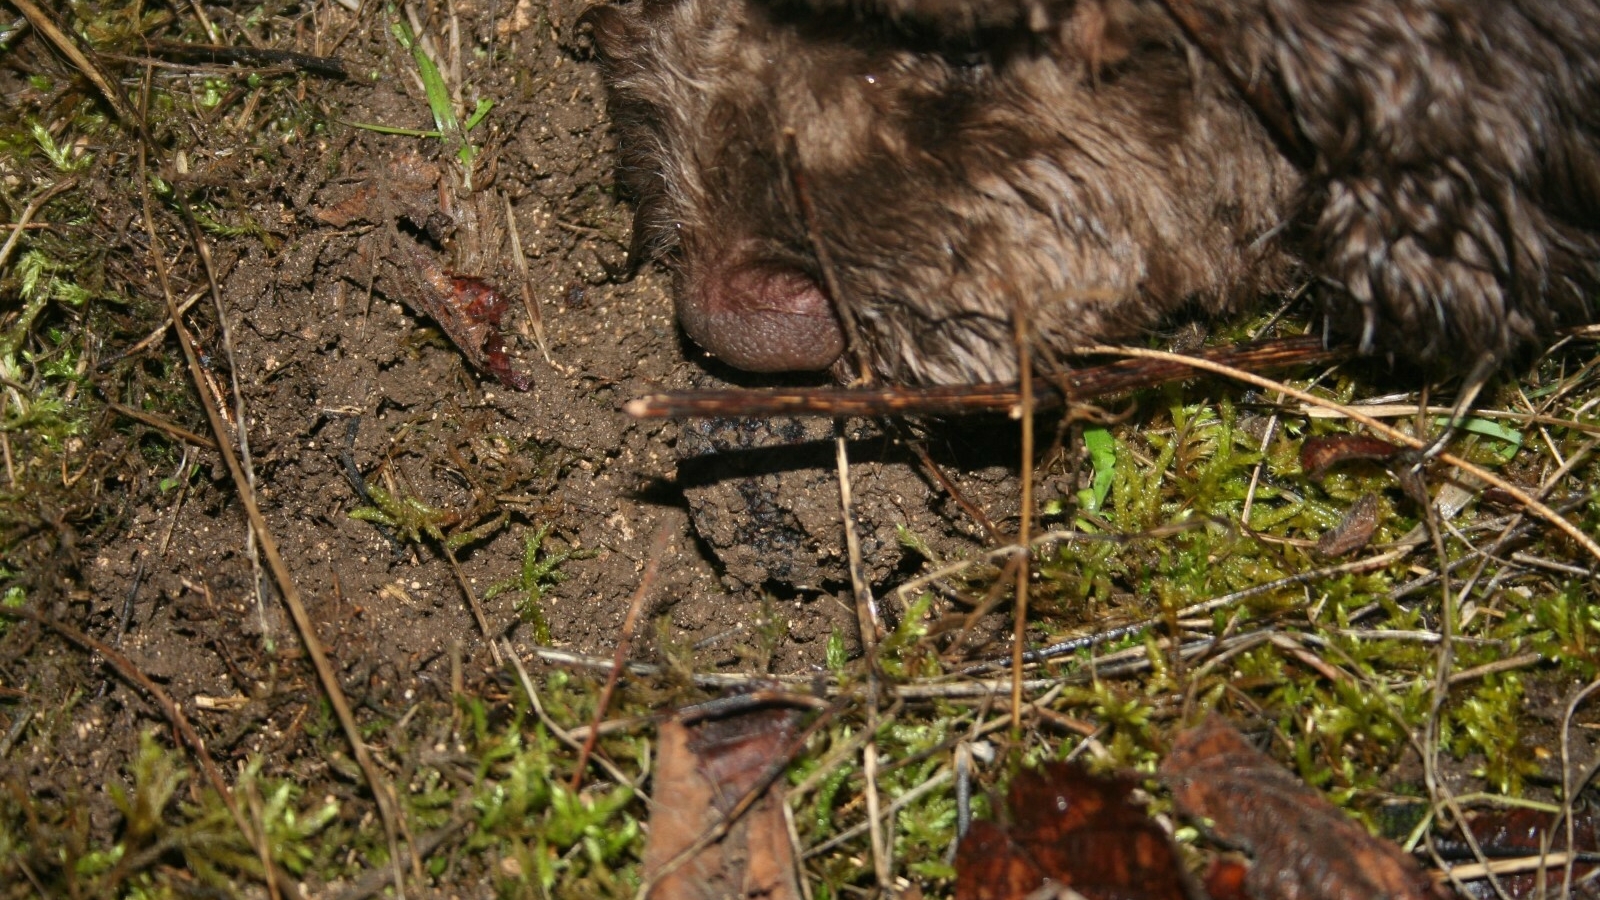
[396,237,531,391]
[448,275,532,392]
[1161,716,1449,900]
[955,760,1196,900]
[1440,806,1600,899]
[312,150,530,389]
[646,704,804,900]
[1301,435,1403,479]
[1316,492,1381,557]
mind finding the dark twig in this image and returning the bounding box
[571,524,671,791]
[143,39,349,78]
[625,336,1341,418]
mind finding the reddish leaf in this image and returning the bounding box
[1301,435,1402,478]
[395,237,531,391]
[1440,806,1600,899]
[1316,492,1381,558]
[955,760,1195,900]
[1161,715,1448,900]
[313,151,531,390]
[644,704,803,900]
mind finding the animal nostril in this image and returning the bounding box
[677,264,846,372]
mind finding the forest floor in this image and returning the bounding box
[2,0,1598,897]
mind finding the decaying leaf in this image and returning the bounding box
[388,231,532,390]
[1161,715,1448,900]
[1316,492,1381,558]
[955,760,1195,900]
[644,703,803,900]
[312,150,532,391]
[311,150,441,227]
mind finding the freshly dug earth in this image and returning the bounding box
[65,0,1014,699]
[1,0,1022,885]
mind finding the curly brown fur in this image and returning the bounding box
[585,0,1600,384]
[1188,0,1600,359]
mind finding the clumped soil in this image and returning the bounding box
[57,0,998,700]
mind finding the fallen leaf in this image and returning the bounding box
[314,150,531,390]
[955,760,1195,900]
[1316,492,1381,558]
[644,703,803,900]
[393,233,531,391]
[311,151,440,227]
[1161,715,1447,900]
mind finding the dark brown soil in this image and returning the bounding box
[67,0,1001,696]
[0,0,1023,889]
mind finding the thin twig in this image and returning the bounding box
[1078,344,1600,562]
[626,336,1339,418]
[135,101,414,896]
[501,640,645,796]
[571,524,670,791]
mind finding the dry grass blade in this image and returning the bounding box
[442,544,503,666]
[134,116,415,897]
[106,401,218,450]
[1010,310,1035,733]
[572,523,671,791]
[1080,344,1600,562]
[833,426,892,891]
[6,0,138,126]
[502,640,644,793]
[1301,403,1600,437]
[0,177,78,272]
[1560,678,1600,896]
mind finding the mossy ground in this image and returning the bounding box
[1,0,1598,897]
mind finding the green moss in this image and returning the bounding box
[484,524,581,644]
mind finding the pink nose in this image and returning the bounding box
[677,264,845,372]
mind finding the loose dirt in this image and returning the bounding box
[2,0,1017,877]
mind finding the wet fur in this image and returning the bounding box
[585,0,1600,384]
